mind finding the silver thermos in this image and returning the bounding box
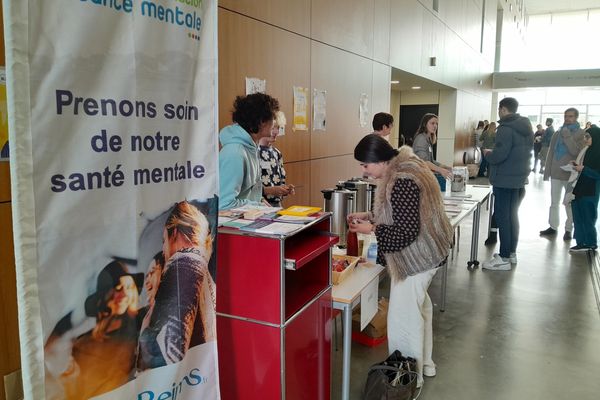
[322,188,355,246]
[341,178,376,213]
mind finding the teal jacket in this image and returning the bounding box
[218,124,263,210]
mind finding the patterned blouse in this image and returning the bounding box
[374,178,420,266]
[259,145,286,207]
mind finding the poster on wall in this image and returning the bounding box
[313,89,327,131]
[292,86,308,131]
[4,1,220,399]
[359,93,369,128]
[245,77,266,95]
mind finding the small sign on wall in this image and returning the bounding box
[293,86,308,131]
[245,77,266,94]
[313,89,326,132]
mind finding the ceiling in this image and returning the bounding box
[524,0,600,15]
[390,1,600,91]
[390,68,453,92]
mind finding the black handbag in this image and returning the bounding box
[362,350,419,400]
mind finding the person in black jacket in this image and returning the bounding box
[570,126,600,252]
[481,97,533,271]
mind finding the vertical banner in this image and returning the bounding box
[4,1,220,399]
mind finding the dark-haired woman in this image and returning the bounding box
[411,113,453,179]
[219,93,280,210]
[570,127,600,252]
[347,134,453,387]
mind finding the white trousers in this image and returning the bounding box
[387,267,438,387]
[549,178,573,231]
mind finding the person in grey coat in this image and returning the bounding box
[540,108,586,240]
[481,97,533,271]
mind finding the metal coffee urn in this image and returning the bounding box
[321,188,355,246]
[341,178,376,213]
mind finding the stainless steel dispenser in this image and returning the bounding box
[322,188,355,246]
[340,178,376,213]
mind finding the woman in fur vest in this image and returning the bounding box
[347,134,453,387]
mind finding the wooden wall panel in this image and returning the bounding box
[218,8,311,162]
[390,1,423,73]
[309,155,363,207]
[0,163,9,202]
[0,203,19,400]
[310,42,372,159]
[281,161,311,207]
[371,63,391,123]
[311,0,374,58]
[373,0,391,64]
[218,0,310,36]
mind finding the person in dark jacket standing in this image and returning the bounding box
[539,118,555,174]
[570,126,600,252]
[532,124,544,172]
[481,97,533,271]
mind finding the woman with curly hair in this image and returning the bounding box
[259,111,295,207]
[219,93,280,210]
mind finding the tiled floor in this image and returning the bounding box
[331,172,600,400]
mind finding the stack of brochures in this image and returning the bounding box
[277,205,322,217]
[239,220,302,235]
[219,205,322,234]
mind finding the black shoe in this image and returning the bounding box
[540,227,557,236]
[569,245,590,253]
[563,231,572,241]
[484,232,497,245]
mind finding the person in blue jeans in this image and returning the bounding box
[570,126,600,252]
[481,97,533,271]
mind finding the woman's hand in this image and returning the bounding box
[346,212,369,224]
[264,185,294,197]
[438,167,453,180]
[348,220,374,234]
[574,163,584,172]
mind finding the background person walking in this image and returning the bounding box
[540,108,586,241]
[539,118,555,174]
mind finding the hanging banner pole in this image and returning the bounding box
[4,1,220,399]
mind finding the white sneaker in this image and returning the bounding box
[509,253,517,264]
[482,253,511,271]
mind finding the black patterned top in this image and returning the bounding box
[374,178,420,266]
[259,145,286,207]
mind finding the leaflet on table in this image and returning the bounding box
[220,219,254,228]
[229,204,282,220]
[278,205,322,217]
[239,220,302,235]
[258,212,319,224]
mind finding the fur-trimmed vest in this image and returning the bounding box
[373,147,453,282]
